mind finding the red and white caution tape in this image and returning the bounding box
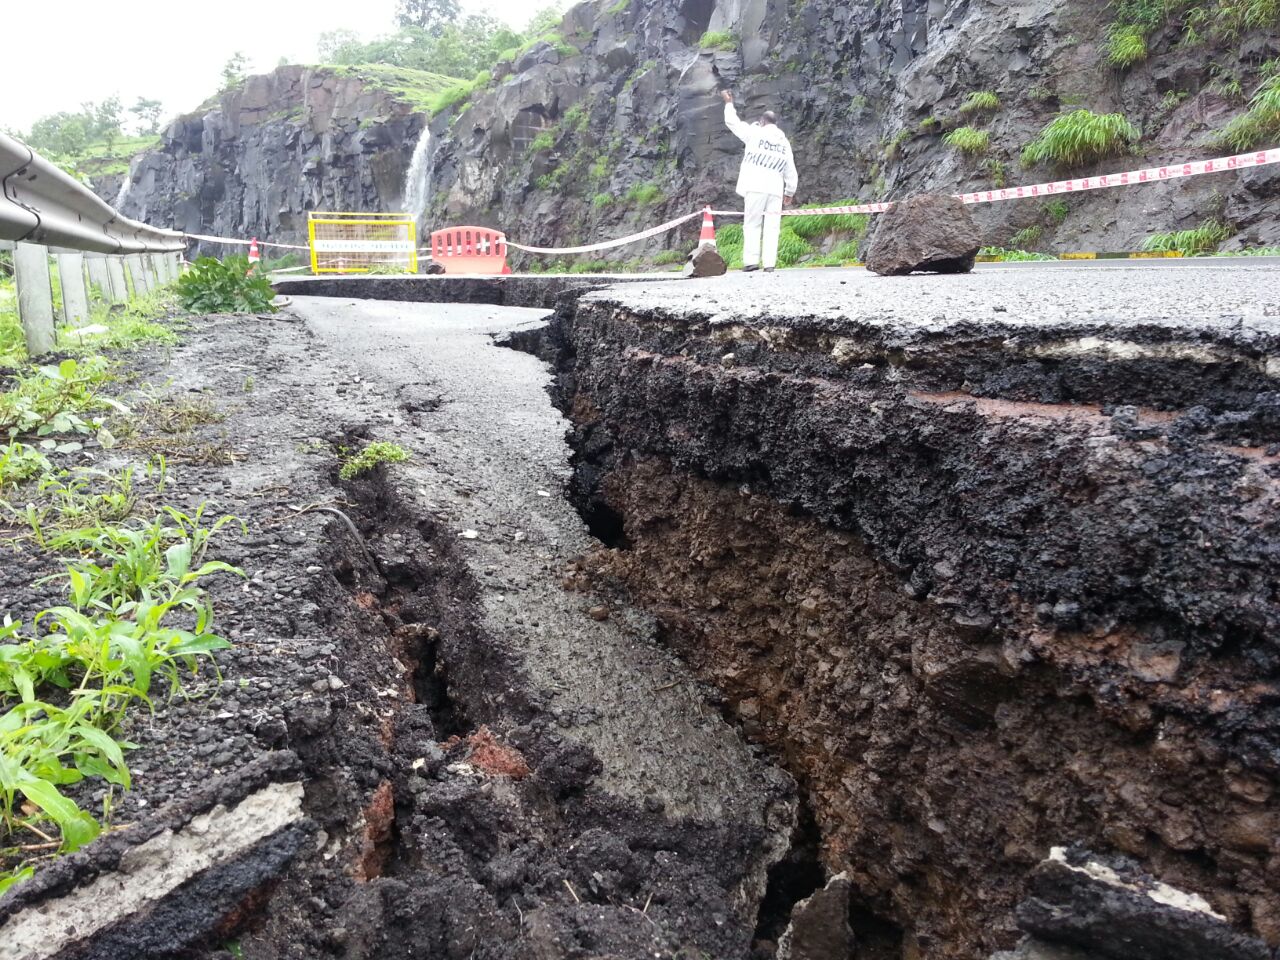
[185,232,310,251]
[958,146,1280,205]
[505,211,702,255]
[710,147,1280,218]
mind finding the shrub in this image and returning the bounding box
[592,193,614,208]
[987,158,1007,187]
[1218,75,1280,151]
[1044,199,1070,224]
[698,31,738,51]
[919,117,940,132]
[0,357,122,439]
[625,182,664,205]
[1142,218,1231,256]
[339,441,410,480]
[1105,24,1147,67]
[589,155,611,181]
[427,78,477,116]
[653,249,685,265]
[959,91,1001,114]
[1020,110,1139,167]
[943,126,990,154]
[175,256,276,314]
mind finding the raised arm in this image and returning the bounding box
[722,91,753,143]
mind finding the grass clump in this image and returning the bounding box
[653,249,685,266]
[625,182,664,205]
[943,126,990,154]
[175,257,276,315]
[528,130,556,154]
[339,441,410,480]
[1044,199,1070,224]
[592,193,614,208]
[1010,225,1043,248]
[698,31,738,51]
[1105,24,1148,67]
[1020,110,1139,168]
[978,247,1057,261]
[959,91,1001,114]
[1142,218,1231,256]
[786,202,869,240]
[1218,75,1280,151]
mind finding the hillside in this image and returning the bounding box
[107,0,1280,261]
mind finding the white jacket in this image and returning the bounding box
[725,103,798,199]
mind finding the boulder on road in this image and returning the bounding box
[684,243,727,278]
[865,193,981,276]
[419,258,447,275]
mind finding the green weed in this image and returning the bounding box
[785,202,869,240]
[339,441,410,480]
[625,182,664,206]
[0,443,51,491]
[1105,24,1148,67]
[1010,225,1044,248]
[1020,110,1139,167]
[0,358,125,440]
[979,247,1057,261]
[652,250,685,266]
[1044,199,1070,224]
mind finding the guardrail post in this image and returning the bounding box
[105,256,129,303]
[13,242,56,356]
[86,254,112,302]
[57,252,90,325]
[126,254,150,295]
[153,253,168,285]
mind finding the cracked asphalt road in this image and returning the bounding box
[292,295,791,834]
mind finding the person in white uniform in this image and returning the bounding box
[721,89,799,273]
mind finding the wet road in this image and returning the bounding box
[293,295,792,833]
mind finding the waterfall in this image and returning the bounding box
[403,126,433,230]
[114,174,130,212]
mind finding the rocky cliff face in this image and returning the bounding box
[427,0,1280,260]
[111,66,433,254]
[108,0,1279,260]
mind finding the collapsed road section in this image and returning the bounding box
[523,264,1280,958]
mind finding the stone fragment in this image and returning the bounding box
[683,243,727,278]
[777,872,854,960]
[865,192,980,276]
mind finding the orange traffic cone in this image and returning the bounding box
[699,206,716,248]
[248,237,261,271]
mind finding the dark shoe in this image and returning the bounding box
[763,267,776,273]
[741,264,760,272]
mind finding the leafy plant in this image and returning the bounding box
[175,257,276,314]
[592,193,614,208]
[1142,218,1231,256]
[652,249,685,266]
[0,358,125,440]
[528,130,556,154]
[698,31,738,51]
[339,441,410,480]
[944,126,990,154]
[1010,225,1044,248]
[987,158,1007,188]
[0,442,51,490]
[959,91,1001,114]
[1020,110,1139,167]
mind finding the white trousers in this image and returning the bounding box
[743,192,784,269]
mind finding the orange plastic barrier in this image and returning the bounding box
[429,226,511,275]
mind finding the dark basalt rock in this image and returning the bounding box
[864,192,981,276]
[777,873,855,960]
[684,243,727,278]
[1016,848,1273,960]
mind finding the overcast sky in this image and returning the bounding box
[0,0,551,133]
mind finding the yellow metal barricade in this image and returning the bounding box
[307,212,418,274]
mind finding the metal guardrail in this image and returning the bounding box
[0,132,183,254]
